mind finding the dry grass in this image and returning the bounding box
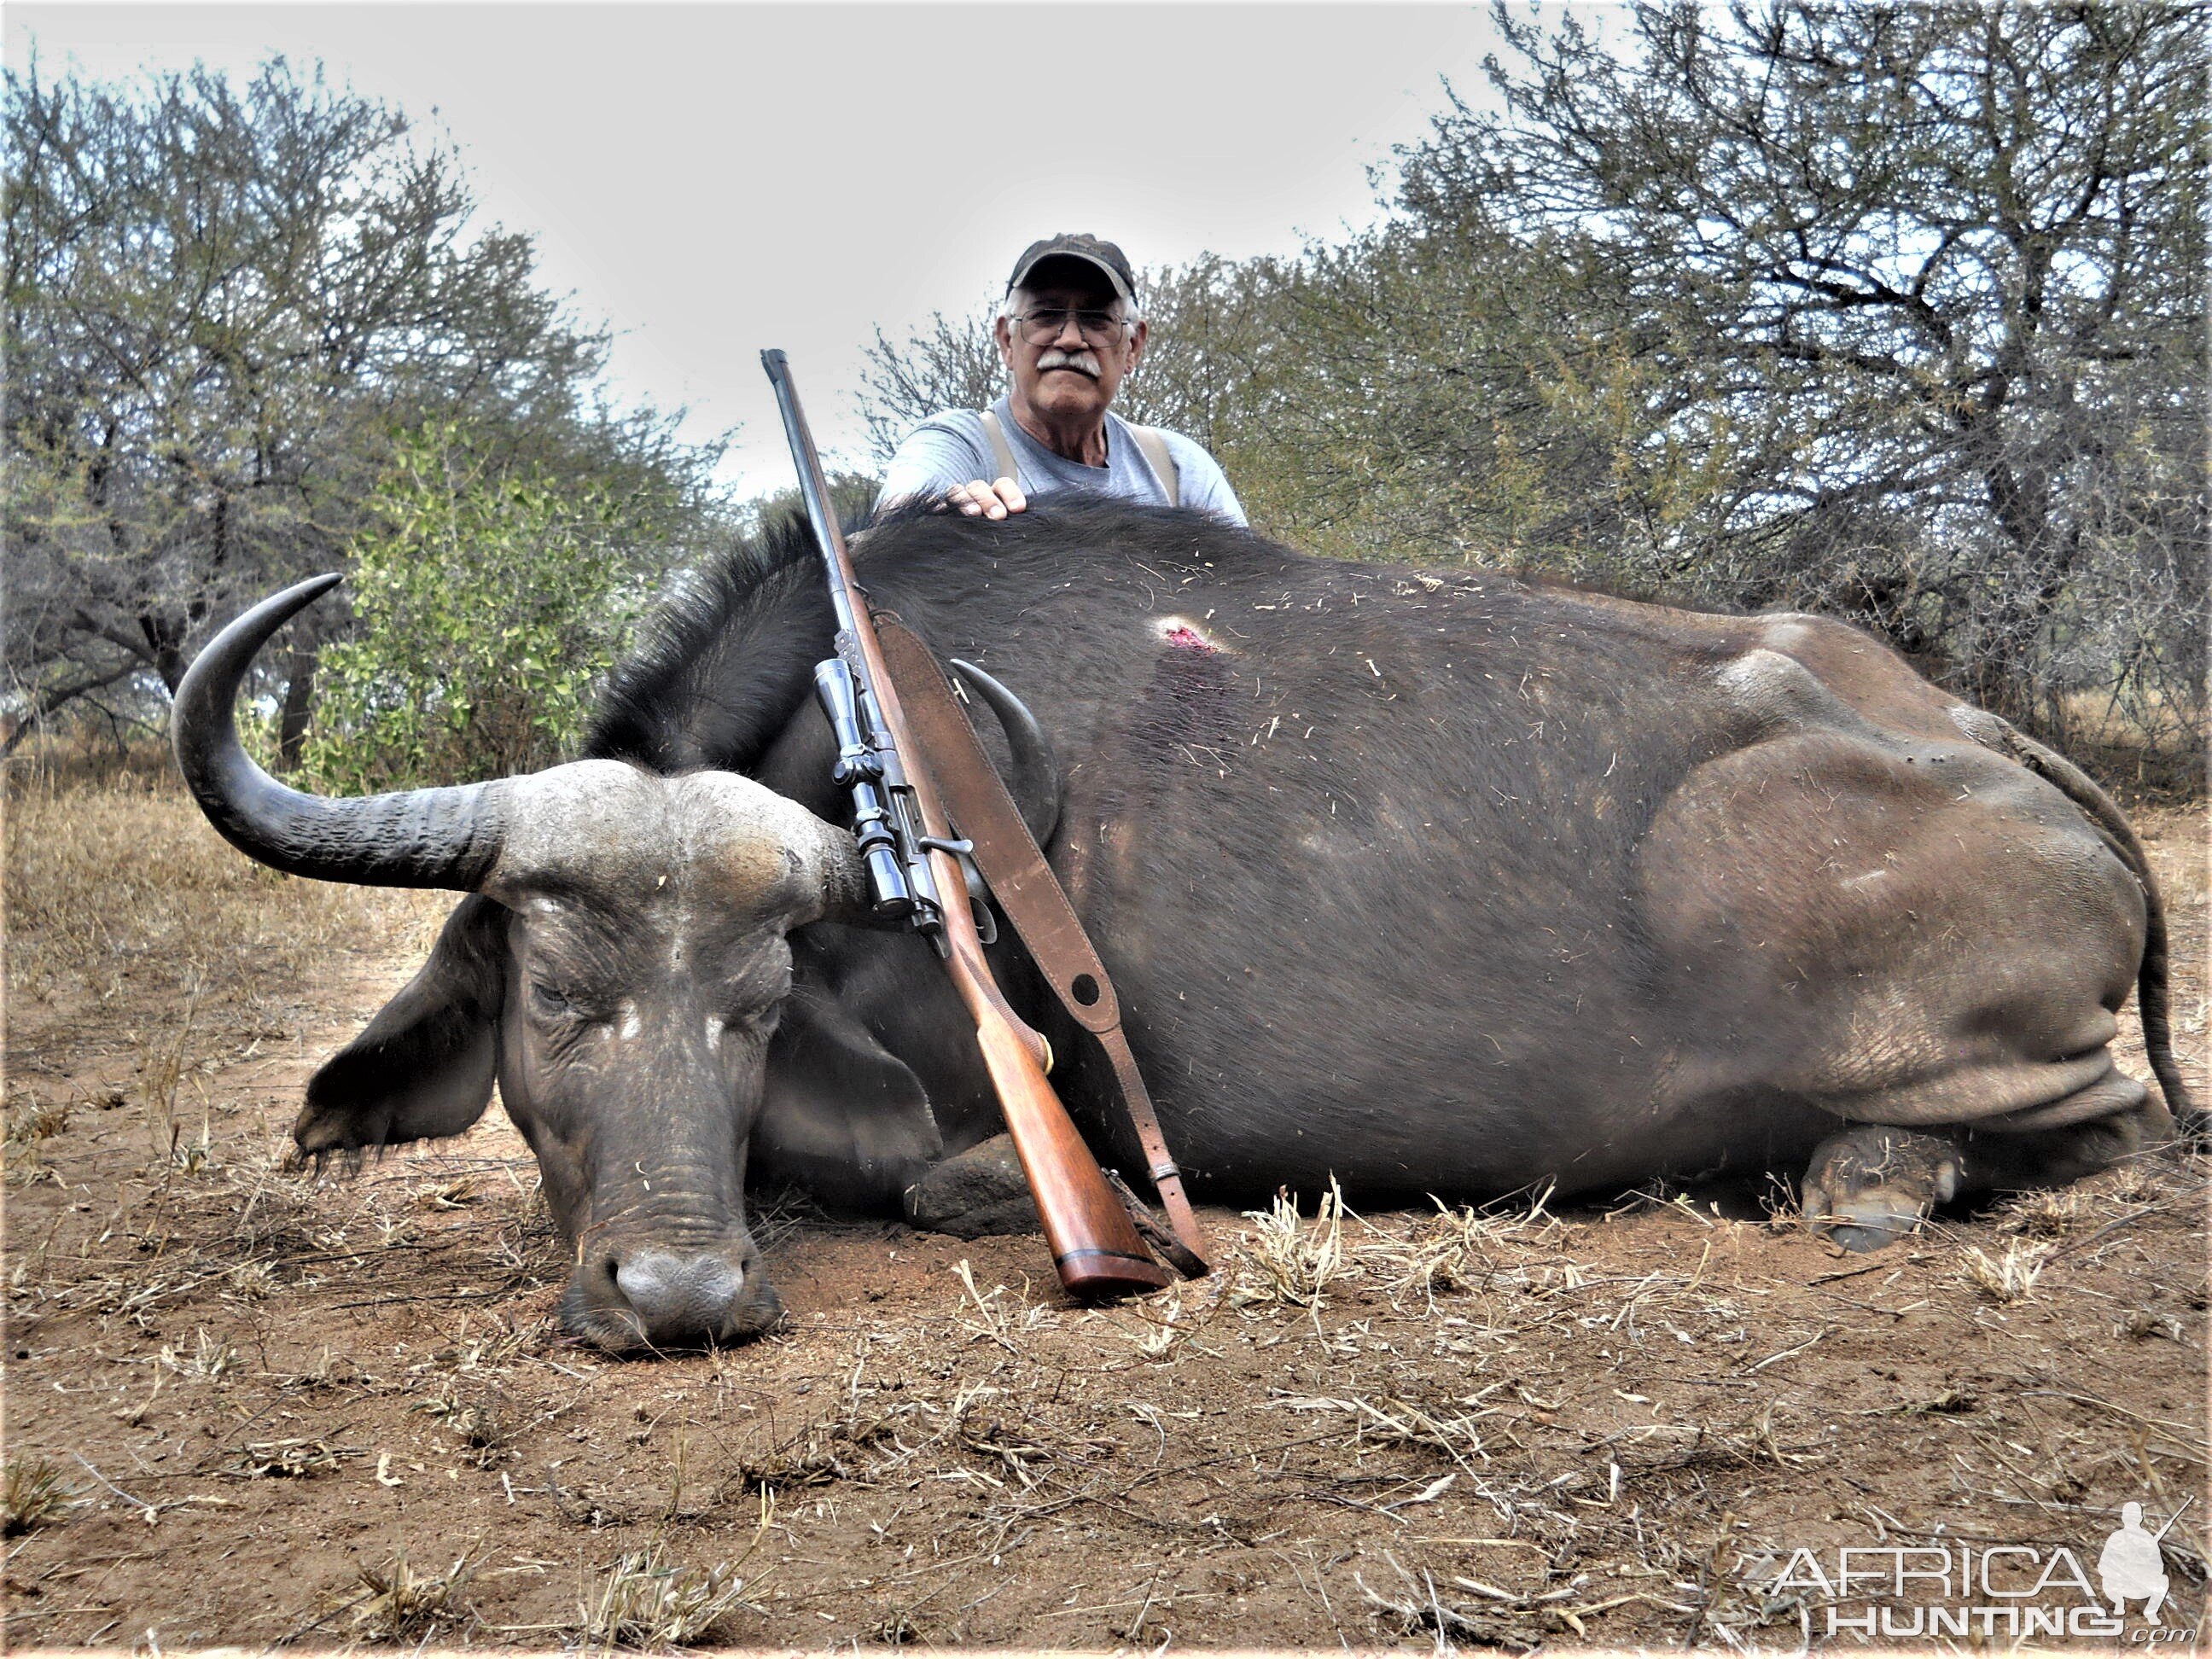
[1121,1281,1199,1359]
[1356,1548,1702,1650]
[1365,1187,1563,1309]
[160,1326,242,1380]
[578,1500,774,1650]
[3,1092,71,1146]
[2,1455,79,1536]
[1231,1177,1351,1306]
[347,1546,484,1641]
[1959,1237,2053,1302]
[2052,690,2207,803]
[1999,1185,2101,1237]
[6,751,448,1051]
[422,1379,509,1467]
[1227,1181,1569,1319]
[1278,1391,1495,1476]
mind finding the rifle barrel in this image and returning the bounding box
[2152,1494,2194,1542]
[760,349,864,639]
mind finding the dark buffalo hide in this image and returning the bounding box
[589,498,2183,1204]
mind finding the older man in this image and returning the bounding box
[875,234,1246,525]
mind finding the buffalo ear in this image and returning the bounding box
[752,983,944,1210]
[296,895,507,1157]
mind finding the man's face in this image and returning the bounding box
[996,263,1146,431]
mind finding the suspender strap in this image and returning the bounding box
[1127,424,1180,507]
[977,408,1021,486]
[978,408,1182,509]
[876,615,1209,1277]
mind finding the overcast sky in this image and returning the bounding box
[9,3,1522,498]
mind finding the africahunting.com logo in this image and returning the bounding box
[1743,1499,2196,1643]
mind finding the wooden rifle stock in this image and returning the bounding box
[760,349,1167,1297]
[924,814,1168,1295]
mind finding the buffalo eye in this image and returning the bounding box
[528,978,579,1021]
[723,967,793,1039]
[724,998,784,1041]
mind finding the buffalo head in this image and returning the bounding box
[172,576,994,1351]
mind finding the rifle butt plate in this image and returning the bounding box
[1055,1248,1173,1297]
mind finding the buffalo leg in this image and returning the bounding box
[903,1133,1041,1238]
[1956,1097,2166,1193]
[1802,1125,1964,1252]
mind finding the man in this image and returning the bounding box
[2098,1502,2171,1621]
[875,234,1247,526]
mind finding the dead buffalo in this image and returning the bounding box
[173,497,2197,1351]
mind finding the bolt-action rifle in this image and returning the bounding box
[760,349,1170,1296]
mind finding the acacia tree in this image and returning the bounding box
[1394,0,2207,737]
[3,57,721,753]
[1232,218,1684,568]
[856,306,1002,465]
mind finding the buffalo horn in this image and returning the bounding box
[172,575,509,890]
[949,658,1061,846]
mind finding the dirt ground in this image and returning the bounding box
[3,764,2205,1651]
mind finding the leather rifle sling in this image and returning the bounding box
[876,615,1209,1277]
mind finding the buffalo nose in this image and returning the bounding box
[612,1247,750,1340]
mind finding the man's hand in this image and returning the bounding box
[945,477,1027,519]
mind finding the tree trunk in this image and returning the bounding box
[0,661,142,758]
[1962,448,2075,735]
[276,643,318,772]
[141,610,191,694]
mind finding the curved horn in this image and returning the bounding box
[949,658,1061,846]
[172,575,509,890]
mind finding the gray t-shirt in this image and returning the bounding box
[875,397,1247,526]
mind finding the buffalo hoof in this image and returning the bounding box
[1802,1125,1963,1252]
[904,1134,1040,1239]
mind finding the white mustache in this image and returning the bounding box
[1037,348,1102,377]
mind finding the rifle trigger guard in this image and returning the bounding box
[917,835,997,943]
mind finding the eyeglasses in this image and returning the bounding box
[1008,307,1131,346]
